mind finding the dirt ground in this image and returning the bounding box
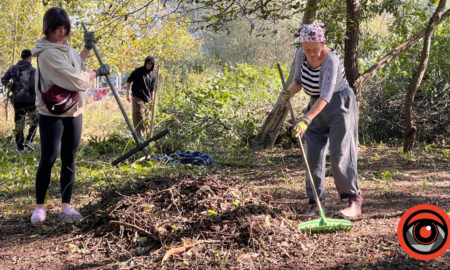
[0,145,449,269]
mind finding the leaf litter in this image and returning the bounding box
[0,146,449,269]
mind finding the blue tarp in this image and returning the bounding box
[152,150,213,166]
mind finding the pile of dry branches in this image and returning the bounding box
[360,84,449,144]
[84,175,308,268]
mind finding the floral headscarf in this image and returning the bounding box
[294,23,326,43]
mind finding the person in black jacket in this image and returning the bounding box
[126,56,156,138]
[1,49,37,151]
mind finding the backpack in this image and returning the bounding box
[11,66,31,103]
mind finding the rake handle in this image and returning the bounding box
[297,136,325,216]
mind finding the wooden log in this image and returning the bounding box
[255,61,295,148]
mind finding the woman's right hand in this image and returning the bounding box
[95,64,110,77]
[292,114,312,138]
[84,31,97,50]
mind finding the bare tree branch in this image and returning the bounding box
[354,8,450,93]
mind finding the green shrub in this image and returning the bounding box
[156,63,281,151]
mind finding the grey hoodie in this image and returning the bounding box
[32,38,90,117]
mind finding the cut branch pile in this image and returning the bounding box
[86,175,308,268]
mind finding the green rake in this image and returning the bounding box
[296,137,353,233]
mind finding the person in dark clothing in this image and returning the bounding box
[126,56,156,138]
[1,49,38,151]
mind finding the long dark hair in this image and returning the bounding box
[43,7,71,37]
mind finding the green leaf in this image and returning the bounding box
[142,204,155,212]
[138,237,148,243]
[23,198,32,206]
[265,215,271,226]
[69,244,78,253]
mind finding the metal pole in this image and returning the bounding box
[81,23,141,144]
[112,129,169,166]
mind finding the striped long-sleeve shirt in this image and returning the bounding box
[293,48,349,103]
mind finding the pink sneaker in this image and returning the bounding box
[31,208,46,224]
[59,207,82,221]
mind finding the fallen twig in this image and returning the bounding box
[162,240,220,262]
[272,200,304,204]
[63,234,86,243]
[110,220,160,242]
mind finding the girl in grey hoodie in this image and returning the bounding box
[30,7,109,224]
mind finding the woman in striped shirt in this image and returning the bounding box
[289,23,362,218]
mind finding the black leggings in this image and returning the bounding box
[35,114,82,204]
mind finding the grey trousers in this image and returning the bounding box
[304,87,361,204]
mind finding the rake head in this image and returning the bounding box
[298,216,353,233]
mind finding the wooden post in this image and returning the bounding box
[5,86,11,121]
[149,66,160,138]
[118,73,122,92]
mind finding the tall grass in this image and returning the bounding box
[0,101,14,138]
[0,96,132,142]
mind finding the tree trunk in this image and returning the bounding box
[302,0,319,24]
[403,0,447,153]
[254,0,318,148]
[344,0,360,93]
